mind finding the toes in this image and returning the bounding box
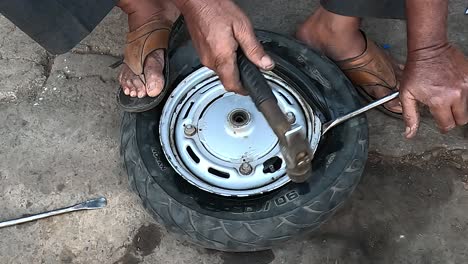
[143,50,165,97]
[120,65,137,97]
[365,85,403,114]
[146,72,165,97]
[120,65,145,97]
[120,49,166,99]
[384,99,403,113]
[131,77,146,98]
[124,79,137,97]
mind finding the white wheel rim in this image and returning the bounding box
[160,67,321,197]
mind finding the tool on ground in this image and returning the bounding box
[0,197,107,229]
[237,52,400,183]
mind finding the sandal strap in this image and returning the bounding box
[123,19,172,78]
[335,33,397,90]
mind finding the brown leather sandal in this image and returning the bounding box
[335,32,403,119]
[117,18,172,112]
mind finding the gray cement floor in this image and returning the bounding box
[0,1,467,263]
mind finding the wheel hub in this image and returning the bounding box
[228,109,251,127]
[198,96,277,162]
[160,67,321,196]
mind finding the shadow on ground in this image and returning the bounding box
[216,150,468,264]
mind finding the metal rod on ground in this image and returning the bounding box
[0,197,107,229]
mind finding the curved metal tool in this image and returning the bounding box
[0,197,107,229]
[321,91,400,135]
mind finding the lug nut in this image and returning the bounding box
[239,162,253,175]
[286,112,296,124]
[184,124,197,137]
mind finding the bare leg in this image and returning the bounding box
[117,0,180,98]
[297,7,402,113]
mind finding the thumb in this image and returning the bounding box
[234,22,274,71]
[400,90,420,139]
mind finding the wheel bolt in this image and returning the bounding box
[184,124,197,137]
[286,112,296,124]
[239,162,253,175]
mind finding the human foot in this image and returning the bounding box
[117,0,179,98]
[296,7,402,114]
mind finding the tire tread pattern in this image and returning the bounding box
[120,113,367,251]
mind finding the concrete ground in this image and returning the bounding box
[0,1,467,263]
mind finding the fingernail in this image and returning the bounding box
[405,126,411,136]
[445,125,456,132]
[260,56,274,70]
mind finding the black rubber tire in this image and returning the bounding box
[120,27,368,252]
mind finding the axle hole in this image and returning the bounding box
[229,109,250,127]
[234,115,246,124]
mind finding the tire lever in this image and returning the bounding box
[0,197,107,229]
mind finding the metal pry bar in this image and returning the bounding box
[0,197,107,229]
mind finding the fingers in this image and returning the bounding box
[234,21,274,71]
[400,91,420,139]
[214,53,245,95]
[403,90,467,135]
[401,90,465,137]
[428,92,465,132]
[143,50,166,97]
[199,39,245,94]
[429,105,456,133]
[452,95,468,126]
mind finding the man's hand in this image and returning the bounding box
[403,0,468,138]
[173,0,274,94]
[400,44,468,138]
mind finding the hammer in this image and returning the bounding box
[237,53,313,183]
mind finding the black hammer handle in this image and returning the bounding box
[237,51,312,182]
[237,51,291,140]
[237,52,277,107]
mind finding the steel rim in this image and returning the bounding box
[160,67,321,197]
